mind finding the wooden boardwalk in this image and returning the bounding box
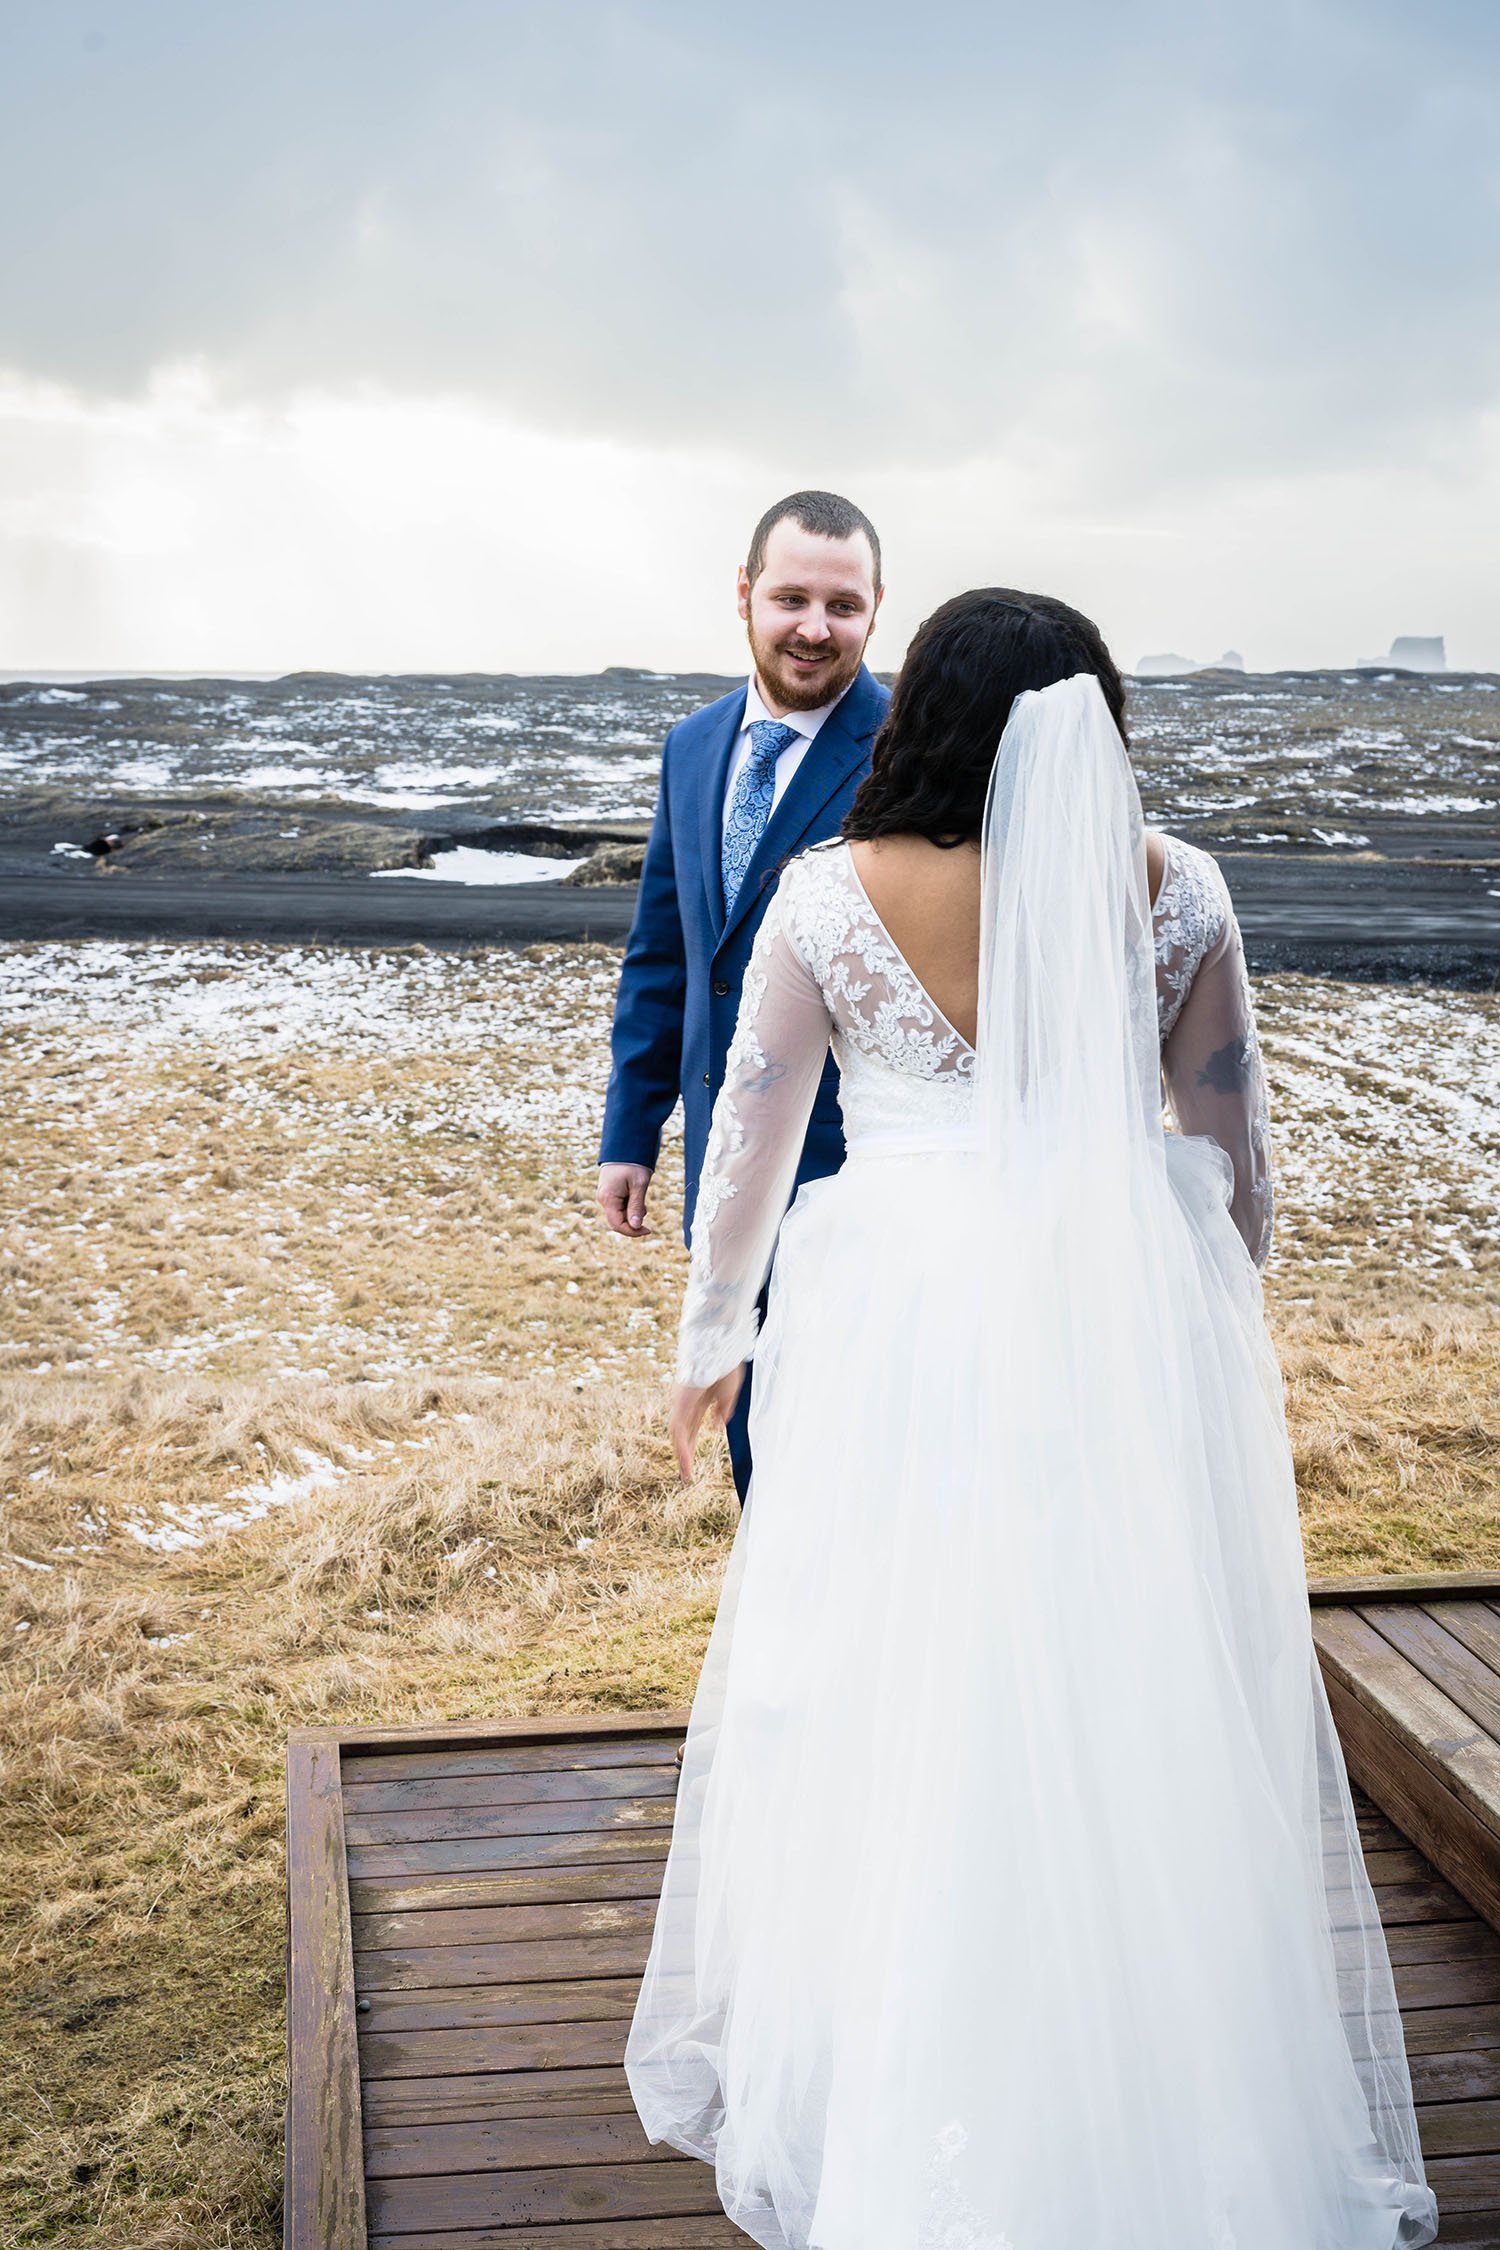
[286,1573,1500,2247]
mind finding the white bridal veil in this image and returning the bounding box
[959,673,1436,2249]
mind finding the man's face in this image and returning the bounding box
[737,519,882,715]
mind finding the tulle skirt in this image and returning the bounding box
[624,1131,1439,2250]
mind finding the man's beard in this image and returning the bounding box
[747,618,869,713]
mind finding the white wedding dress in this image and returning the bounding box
[624,677,1437,2250]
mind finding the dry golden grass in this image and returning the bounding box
[0,1370,734,2248]
[1269,1289,1499,1571]
[0,938,1495,2244]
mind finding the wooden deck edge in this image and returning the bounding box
[1312,1610,1500,1828]
[297,1710,692,1760]
[1319,1665,1500,1937]
[1308,1570,1500,1606]
[284,1734,367,2250]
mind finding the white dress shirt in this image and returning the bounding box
[720,673,852,833]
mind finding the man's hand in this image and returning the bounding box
[669,1369,745,1483]
[597,1162,653,1238]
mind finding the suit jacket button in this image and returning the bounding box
[702,1072,711,1087]
[712,979,729,996]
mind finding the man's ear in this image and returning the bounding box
[869,583,885,631]
[736,564,751,621]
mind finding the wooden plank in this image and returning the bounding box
[1410,2048,1500,2103]
[284,1732,366,2250]
[1420,2226,1500,2248]
[370,2088,641,2125]
[1358,1828,1406,1866]
[1389,1959,1500,2011]
[358,1977,641,2036]
[344,1741,683,1786]
[1393,2003,1500,2057]
[333,1710,689,1757]
[1384,1922,1500,1969]
[353,1896,657,1953]
[350,1863,670,1918]
[360,1972,638,2026]
[364,2111,669,2177]
[1308,1571,1500,1606]
[1362,1844,1438,1886]
[1360,1602,1500,1743]
[362,2066,639,2127]
[360,2017,635,2079]
[355,1931,649,1991]
[1412,2098,1500,2157]
[347,1829,673,1882]
[1374,1876,1486,1926]
[344,1795,673,1847]
[1427,1600,1500,1679]
[1417,2220,1500,2248]
[1321,1669,1500,1932]
[1424,2151,1500,2213]
[367,2220,751,2248]
[1313,1608,1500,1831]
[344,1767,679,1815]
[365,2157,725,2233]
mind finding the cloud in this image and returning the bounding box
[0,364,770,671]
[3,362,1496,673]
[3,0,1498,488]
[3,0,1498,667]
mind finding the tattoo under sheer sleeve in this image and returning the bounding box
[1160,903,1274,1269]
[676,889,834,1387]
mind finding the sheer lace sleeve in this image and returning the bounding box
[1160,873,1274,1270]
[676,883,833,1387]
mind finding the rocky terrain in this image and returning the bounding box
[2,666,1496,974]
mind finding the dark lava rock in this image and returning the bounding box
[562,841,648,885]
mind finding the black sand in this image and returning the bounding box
[3,852,1496,986]
[0,869,640,948]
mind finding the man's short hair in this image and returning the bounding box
[746,490,882,592]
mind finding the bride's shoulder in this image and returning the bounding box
[776,836,851,901]
[1148,829,1234,947]
[767,839,861,971]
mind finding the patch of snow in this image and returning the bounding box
[122,1447,344,1551]
[372,847,584,885]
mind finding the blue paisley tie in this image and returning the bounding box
[722,718,797,916]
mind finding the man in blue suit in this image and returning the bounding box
[597,490,889,1504]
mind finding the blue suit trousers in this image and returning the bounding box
[723,1280,770,1507]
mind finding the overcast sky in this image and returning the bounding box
[2,0,1497,672]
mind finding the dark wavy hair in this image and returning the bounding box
[843,588,1128,847]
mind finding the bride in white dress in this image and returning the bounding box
[623,590,1438,2250]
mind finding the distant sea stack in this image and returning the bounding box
[1134,649,1246,678]
[1390,636,1446,671]
[1357,636,1447,672]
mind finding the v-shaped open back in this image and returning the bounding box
[802,838,1201,1084]
[838,841,978,1068]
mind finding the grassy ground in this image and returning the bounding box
[1,939,1496,2245]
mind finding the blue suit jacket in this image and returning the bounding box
[599,664,890,1244]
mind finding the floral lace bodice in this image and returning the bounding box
[677,834,1273,1385]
